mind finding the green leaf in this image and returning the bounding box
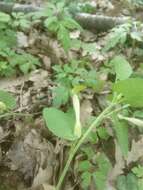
[117,175,127,190]
[81,171,91,188]
[132,165,143,178]
[117,174,138,190]
[78,160,92,172]
[138,179,143,190]
[0,12,10,23]
[110,55,132,80]
[53,86,69,108]
[113,78,143,107]
[112,115,128,157]
[0,30,17,48]
[93,153,111,190]
[44,16,59,32]
[0,90,16,110]
[43,107,77,141]
[58,25,71,51]
[97,127,109,140]
[62,17,82,30]
[103,30,127,51]
[127,174,138,190]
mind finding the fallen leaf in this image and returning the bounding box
[126,136,143,165]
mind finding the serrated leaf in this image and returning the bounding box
[103,31,127,52]
[113,78,143,107]
[57,25,71,51]
[110,55,132,80]
[43,107,77,141]
[0,90,16,110]
[112,115,128,157]
[53,86,69,108]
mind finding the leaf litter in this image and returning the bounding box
[1,0,143,190]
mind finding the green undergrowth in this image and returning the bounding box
[1,1,143,190]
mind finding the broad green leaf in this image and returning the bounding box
[43,107,77,141]
[117,174,138,190]
[0,90,16,110]
[127,173,138,190]
[110,55,132,80]
[0,12,10,23]
[117,175,127,190]
[113,78,143,107]
[58,25,71,51]
[112,115,128,157]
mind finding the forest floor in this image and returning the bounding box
[1,0,143,190]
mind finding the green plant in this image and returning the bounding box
[0,90,16,113]
[52,59,100,107]
[43,1,82,51]
[103,21,143,51]
[0,12,17,49]
[12,12,32,30]
[43,92,127,190]
[0,48,40,77]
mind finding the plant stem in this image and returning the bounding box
[56,101,117,190]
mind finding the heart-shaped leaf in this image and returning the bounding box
[113,78,143,107]
[43,107,77,141]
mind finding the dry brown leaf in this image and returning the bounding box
[29,69,49,89]
[108,140,125,182]
[80,99,93,126]
[126,136,143,165]
[17,32,28,48]
[42,184,55,190]
[6,129,55,187]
